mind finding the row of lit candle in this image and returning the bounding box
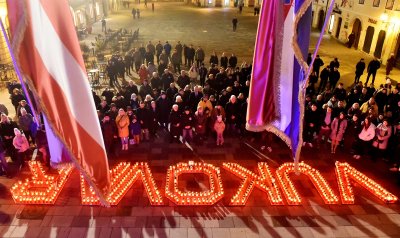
[165,162,224,205]
[275,162,339,205]
[223,162,284,205]
[335,162,398,204]
[11,161,73,204]
[81,162,163,206]
[10,161,399,206]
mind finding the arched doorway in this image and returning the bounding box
[335,17,342,38]
[352,19,362,49]
[374,30,386,58]
[317,10,325,31]
[363,26,375,53]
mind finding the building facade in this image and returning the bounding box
[69,0,115,28]
[312,0,400,67]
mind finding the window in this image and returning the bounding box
[386,0,395,9]
[359,0,364,4]
[373,0,380,7]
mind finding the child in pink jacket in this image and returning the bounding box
[214,115,225,146]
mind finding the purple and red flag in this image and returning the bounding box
[247,0,312,162]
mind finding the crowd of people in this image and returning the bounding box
[95,42,252,153]
[0,82,48,177]
[304,55,400,175]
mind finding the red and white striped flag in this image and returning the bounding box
[7,0,110,204]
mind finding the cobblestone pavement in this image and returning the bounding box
[0,3,399,238]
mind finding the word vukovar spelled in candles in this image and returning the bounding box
[10,161,398,206]
[275,162,339,205]
[165,162,224,205]
[11,161,73,204]
[223,162,284,205]
[81,162,163,206]
[335,162,398,204]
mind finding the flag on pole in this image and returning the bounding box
[7,0,110,204]
[247,0,312,162]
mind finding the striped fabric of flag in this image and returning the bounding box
[7,0,110,203]
[247,0,312,162]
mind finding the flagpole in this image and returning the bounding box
[0,19,40,125]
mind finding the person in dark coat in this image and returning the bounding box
[347,32,355,48]
[228,53,238,68]
[220,53,228,69]
[313,55,324,78]
[194,106,208,141]
[150,72,162,92]
[187,45,195,67]
[386,53,396,75]
[318,66,330,93]
[232,17,238,31]
[101,113,117,156]
[188,86,203,112]
[199,63,208,87]
[329,67,340,90]
[136,101,151,141]
[169,104,181,143]
[11,89,26,114]
[355,58,366,84]
[166,83,178,102]
[177,70,190,89]
[171,49,181,73]
[163,41,172,57]
[209,51,219,66]
[161,69,174,90]
[225,95,240,136]
[156,41,163,64]
[102,88,114,105]
[156,92,172,128]
[303,103,320,147]
[181,106,194,142]
[149,101,158,136]
[366,58,381,85]
[329,58,340,70]
[0,114,18,161]
[139,80,152,101]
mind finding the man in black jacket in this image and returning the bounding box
[366,58,381,85]
[355,58,365,84]
[313,55,324,78]
[303,103,320,147]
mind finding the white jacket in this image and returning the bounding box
[358,124,376,142]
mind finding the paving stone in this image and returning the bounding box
[71,216,92,227]
[49,216,74,227]
[67,227,88,238]
[232,216,251,228]
[125,228,141,238]
[91,217,111,227]
[38,227,59,237]
[218,217,234,228]
[212,228,231,238]
[58,227,72,238]
[169,228,187,238]
[23,226,43,238]
[229,227,247,238]
[332,215,353,226]
[309,226,335,238]
[9,225,27,238]
[142,228,169,238]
